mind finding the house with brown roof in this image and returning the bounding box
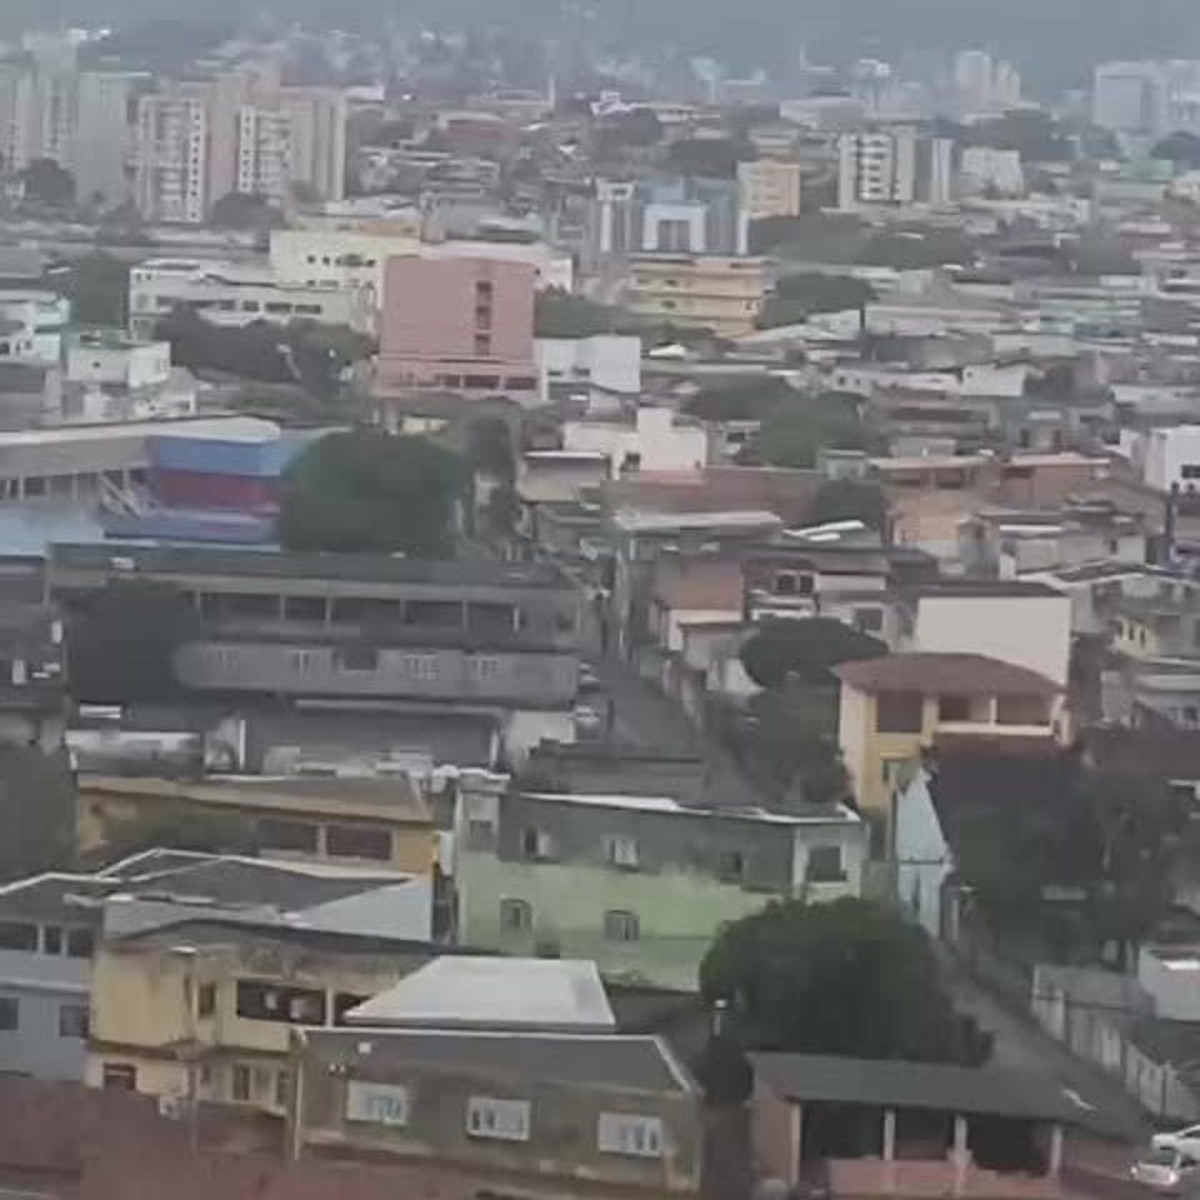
[834,653,1067,820]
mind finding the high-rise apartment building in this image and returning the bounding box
[134,66,347,224]
[1092,61,1168,135]
[589,176,742,262]
[0,50,132,206]
[836,128,953,209]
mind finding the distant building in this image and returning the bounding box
[375,257,538,401]
[134,65,346,224]
[453,772,867,990]
[959,147,1025,197]
[562,406,709,478]
[535,334,642,402]
[627,254,765,338]
[736,159,802,252]
[128,259,374,339]
[1143,425,1200,494]
[836,129,953,209]
[590,176,742,261]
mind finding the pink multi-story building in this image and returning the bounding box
[375,257,539,400]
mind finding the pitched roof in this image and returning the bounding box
[304,1028,693,1093]
[344,957,616,1032]
[835,653,1060,697]
[751,1053,1080,1122]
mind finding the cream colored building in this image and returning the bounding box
[269,228,422,294]
[627,254,765,338]
[736,159,802,252]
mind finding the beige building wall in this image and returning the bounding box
[628,254,765,337]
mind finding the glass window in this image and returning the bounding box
[326,824,392,861]
[938,695,971,722]
[236,980,326,1025]
[232,1064,252,1103]
[66,928,95,958]
[197,983,216,1018]
[59,1003,88,1039]
[0,922,37,951]
[0,998,16,1030]
[603,910,640,942]
[806,845,845,883]
[42,925,63,954]
[102,1063,136,1091]
[500,898,532,932]
[258,819,319,854]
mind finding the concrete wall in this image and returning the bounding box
[911,594,1071,687]
[1145,425,1200,494]
[562,408,709,478]
[174,641,577,705]
[535,335,642,399]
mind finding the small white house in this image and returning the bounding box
[535,334,642,402]
[562,406,709,478]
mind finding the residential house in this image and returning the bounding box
[835,653,1066,820]
[752,1053,1077,1195]
[46,543,583,758]
[451,773,866,991]
[290,1022,701,1199]
[535,334,642,403]
[86,918,437,1109]
[78,774,438,878]
[562,406,710,479]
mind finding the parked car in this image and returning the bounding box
[579,662,601,693]
[1132,1147,1200,1193]
[1154,1129,1200,1160]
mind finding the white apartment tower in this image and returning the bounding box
[837,128,953,209]
[134,68,347,224]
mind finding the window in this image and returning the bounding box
[333,993,369,1025]
[102,1063,136,1091]
[500,898,533,932]
[604,835,639,869]
[338,645,380,672]
[466,1096,531,1142]
[467,656,501,681]
[604,910,640,942]
[0,922,37,952]
[598,1113,665,1158]
[258,818,319,853]
[42,925,62,954]
[66,928,95,958]
[773,571,814,597]
[326,824,392,861]
[716,849,745,882]
[0,997,17,1031]
[1183,465,1200,481]
[59,1003,88,1039]
[466,818,496,851]
[938,694,971,722]
[275,1069,290,1109]
[236,980,326,1025]
[876,691,923,734]
[474,333,492,356]
[521,827,554,861]
[806,845,845,883]
[197,983,216,1019]
[347,1080,410,1127]
[232,1064,252,1103]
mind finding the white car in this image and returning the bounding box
[1155,1129,1200,1161]
[1132,1147,1200,1193]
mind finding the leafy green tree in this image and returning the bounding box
[1153,131,1200,168]
[701,898,971,1061]
[156,309,291,381]
[59,253,130,326]
[740,617,886,689]
[751,393,875,468]
[683,376,796,421]
[19,157,75,208]
[758,273,875,329]
[278,430,464,556]
[809,478,888,531]
[534,288,626,338]
[666,137,754,179]
[597,107,663,149]
[67,579,199,704]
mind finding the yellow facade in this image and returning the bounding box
[78,775,437,875]
[1113,614,1160,659]
[737,160,803,223]
[628,254,765,338]
[86,929,429,1111]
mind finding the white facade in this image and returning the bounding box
[1144,425,1200,494]
[65,338,172,391]
[269,228,422,294]
[837,129,952,209]
[128,259,375,338]
[642,201,707,253]
[0,292,70,364]
[959,147,1025,197]
[535,335,642,400]
[904,591,1072,687]
[422,239,573,292]
[562,406,709,477]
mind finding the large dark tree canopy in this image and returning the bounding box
[740,617,886,689]
[278,430,464,556]
[701,898,972,1062]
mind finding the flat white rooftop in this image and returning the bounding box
[345,956,616,1032]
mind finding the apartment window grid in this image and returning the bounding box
[598,1112,665,1158]
[466,1095,531,1142]
[604,909,640,942]
[603,835,640,869]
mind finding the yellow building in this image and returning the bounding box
[86,919,432,1109]
[736,159,802,224]
[78,775,437,875]
[834,653,1065,822]
[628,254,765,338]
